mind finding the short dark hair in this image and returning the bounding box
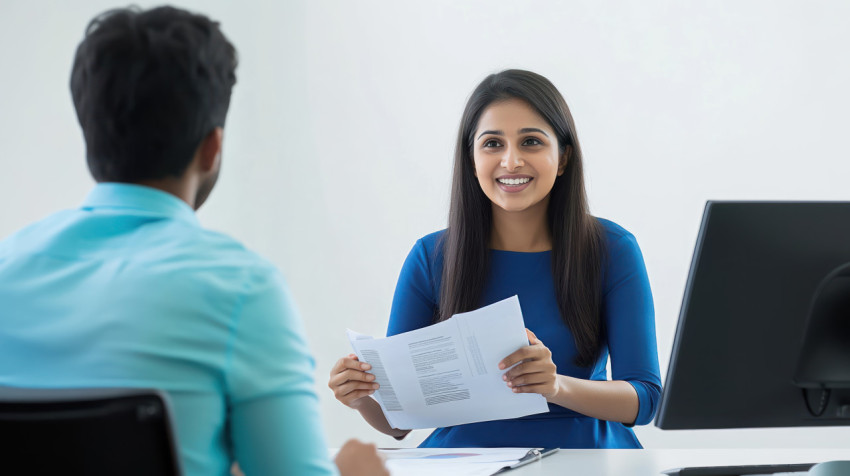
[70,6,237,182]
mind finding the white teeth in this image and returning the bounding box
[497,177,531,186]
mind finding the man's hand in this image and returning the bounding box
[335,439,389,476]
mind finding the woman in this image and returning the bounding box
[329,69,661,448]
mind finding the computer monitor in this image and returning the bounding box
[656,201,850,430]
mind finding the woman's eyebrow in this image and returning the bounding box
[477,128,550,140]
[477,130,504,140]
[519,127,549,137]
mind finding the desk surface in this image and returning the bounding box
[508,449,850,475]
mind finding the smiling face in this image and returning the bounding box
[473,98,567,214]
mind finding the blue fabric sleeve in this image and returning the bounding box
[226,267,338,475]
[602,233,663,426]
[387,238,439,337]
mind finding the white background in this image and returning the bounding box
[2,0,849,449]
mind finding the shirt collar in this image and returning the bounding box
[81,183,200,226]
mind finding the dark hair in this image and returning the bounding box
[439,69,606,367]
[70,6,237,182]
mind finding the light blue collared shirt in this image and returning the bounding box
[0,183,337,476]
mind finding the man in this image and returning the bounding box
[0,6,386,476]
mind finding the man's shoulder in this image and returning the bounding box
[182,227,279,276]
[0,210,78,258]
[0,209,279,282]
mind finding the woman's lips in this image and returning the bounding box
[496,176,533,193]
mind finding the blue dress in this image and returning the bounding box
[387,219,662,449]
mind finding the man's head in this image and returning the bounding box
[70,6,237,208]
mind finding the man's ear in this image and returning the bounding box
[557,145,571,176]
[198,127,223,172]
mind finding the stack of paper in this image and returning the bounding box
[381,448,537,476]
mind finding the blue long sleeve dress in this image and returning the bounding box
[387,218,662,448]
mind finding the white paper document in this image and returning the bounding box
[346,295,549,430]
[380,448,536,476]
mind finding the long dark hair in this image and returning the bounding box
[438,69,605,367]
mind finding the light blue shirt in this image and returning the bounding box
[0,183,337,476]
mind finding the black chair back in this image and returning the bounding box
[0,387,182,475]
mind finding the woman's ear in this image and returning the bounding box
[557,145,571,176]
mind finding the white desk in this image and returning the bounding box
[508,449,850,475]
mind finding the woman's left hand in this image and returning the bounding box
[499,329,559,400]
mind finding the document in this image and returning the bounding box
[347,295,549,430]
[379,448,546,476]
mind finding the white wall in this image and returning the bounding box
[2,0,850,448]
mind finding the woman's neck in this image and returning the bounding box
[489,197,552,252]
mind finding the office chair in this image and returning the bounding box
[0,386,182,475]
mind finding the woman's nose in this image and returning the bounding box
[501,147,525,171]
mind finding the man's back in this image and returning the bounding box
[0,183,337,476]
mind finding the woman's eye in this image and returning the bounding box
[523,137,543,146]
[483,139,501,148]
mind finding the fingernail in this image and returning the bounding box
[360,363,371,370]
[498,363,505,370]
[502,375,507,381]
[372,383,379,389]
[512,388,518,393]
[367,374,375,381]
[506,381,513,387]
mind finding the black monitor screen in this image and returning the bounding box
[656,202,850,430]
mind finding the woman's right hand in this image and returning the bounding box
[335,439,389,476]
[328,353,379,409]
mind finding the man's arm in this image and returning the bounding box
[226,267,338,475]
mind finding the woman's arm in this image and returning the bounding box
[548,376,639,424]
[350,391,412,439]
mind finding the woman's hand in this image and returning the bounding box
[328,354,379,409]
[499,329,559,400]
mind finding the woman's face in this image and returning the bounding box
[473,98,566,214]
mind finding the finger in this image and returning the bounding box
[503,361,548,381]
[506,372,551,387]
[498,346,536,370]
[341,389,376,404]
[339,356,370,372]
[338,380,380,397]
[330,368,375,387]
[526,328,539,344]
[329,369,374,391]
[331,357,347,374]
[499,343,549,370]
[338,356,372,372]
[511,383,550,394]
[332,356,370,374]
[349,357,371,371]
[503,362,529,381]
